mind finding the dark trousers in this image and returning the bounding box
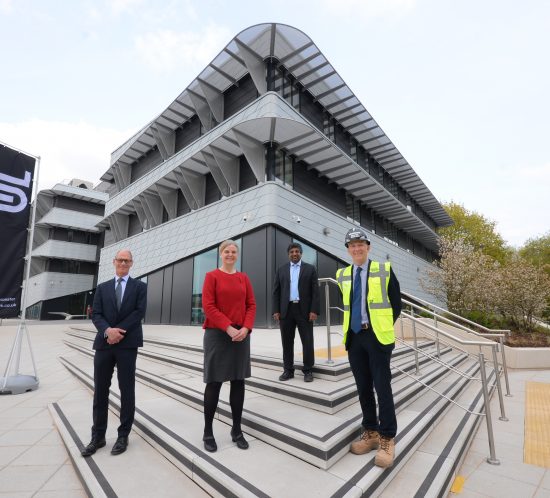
[92,348,137,439]
[348,327,397,438]
[280,303,314,373]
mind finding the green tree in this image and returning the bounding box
[519,232,550,275]
[439,202,510,263]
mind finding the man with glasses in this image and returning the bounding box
[81,249,147,457]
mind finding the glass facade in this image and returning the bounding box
[190,239,242,325]
[294,238,317,268]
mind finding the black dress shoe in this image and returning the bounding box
[203,435,217,452]
[81,438,106,457]
[279,371,294,381]
[231,431,249,450]
[111,436,128,455]
[304,372,314,383]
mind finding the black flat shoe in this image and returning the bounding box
[203,435,217,452]
[81,438,106,457]
[279,371,294,381]
[304,372,314,383]
[111,436,128,455]
[231,431,249,450]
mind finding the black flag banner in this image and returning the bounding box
[0,143,36,318]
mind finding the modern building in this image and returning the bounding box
[96,23,452,327]
[26,179,108,319]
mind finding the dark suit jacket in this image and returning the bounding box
[92,276,147,350]
[344,260,402,349]
[272,261,320,319]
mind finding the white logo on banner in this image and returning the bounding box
[0,171,31,213]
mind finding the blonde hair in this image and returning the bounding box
[219,239,239,254]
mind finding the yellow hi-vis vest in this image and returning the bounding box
[336,261,395,345]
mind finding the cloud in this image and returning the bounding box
[0,0,13,13]
[134,24,233,72]
[109,0,145,16]
[320,0,417,18]
[0,120,133,191]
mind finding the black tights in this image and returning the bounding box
[203,380,245,437]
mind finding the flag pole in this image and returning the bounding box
[1,154,41,394]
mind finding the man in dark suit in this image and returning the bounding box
[81,249,147,457]
[272,243,320,382]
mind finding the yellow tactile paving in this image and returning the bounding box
[450,475,465,493]
[524,381,550,468]
[315,345,348,359]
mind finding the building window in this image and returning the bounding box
[190,239,242,325]
[346,194,360,223]
[273,148,293,187]
[191,248,217,325]
[293,238,317,268]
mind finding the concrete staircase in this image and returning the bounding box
[50,325,499,497]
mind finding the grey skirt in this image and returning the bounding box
[203,328,251,383]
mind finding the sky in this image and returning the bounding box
[1,0,549,247]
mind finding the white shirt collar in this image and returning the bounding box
[291,260,302,267]
[115,274,129,282]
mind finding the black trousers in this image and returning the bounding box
[280,302,314,373]
[348,327,397,438]
[92,347,137,439]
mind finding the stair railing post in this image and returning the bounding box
[411,309,420,375]
[499,336,512,396]
[491,345,508,421]
[324,281,333,365]
[479,352,500,465]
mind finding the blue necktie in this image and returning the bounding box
[115,278,123,311]
[351,267,362,333]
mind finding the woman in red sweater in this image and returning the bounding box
[201,239,256,452]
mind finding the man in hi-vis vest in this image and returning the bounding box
[336,227,402,468]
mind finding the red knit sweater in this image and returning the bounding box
[202,269,256,332]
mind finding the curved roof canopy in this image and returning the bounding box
[104,23,452,227]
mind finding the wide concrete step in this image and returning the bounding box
[67,325,437,382]
[57,353,358,498]
[49,396,210,498]
[61,340,470,470]
[59,350,490,497]
[66,329,449,415]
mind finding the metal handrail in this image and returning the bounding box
[401,298,511,397]
[317,277,505,464]
[391,357,487,416]
[401,290,511,335]
[402,298,505,339]
[395,337,480,381]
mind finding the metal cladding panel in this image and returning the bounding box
[36,208,103,232]
[32,240,98,262]
[171,258,194,324]
[161,265,173,324]
[97,183,441,306]
[241,228,268,328]
[25,272,95,307]
[145,269,163,324]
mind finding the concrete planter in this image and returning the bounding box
[503,344,550,369]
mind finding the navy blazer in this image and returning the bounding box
[91,276,147,350]
[272,261,320,319]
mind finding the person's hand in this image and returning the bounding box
[273,313,280,321]
[106,327,126,344]
[226,325,239,338]
[232,327,249,342]
[309,312,318,322]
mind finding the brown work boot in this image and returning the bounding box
[350,429,380,455]
[374,435,395,468]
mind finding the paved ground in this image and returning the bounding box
[0,320,549,497]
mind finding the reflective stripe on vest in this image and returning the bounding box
[336,261,395,345]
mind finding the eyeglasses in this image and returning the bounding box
[115,258,132,264]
